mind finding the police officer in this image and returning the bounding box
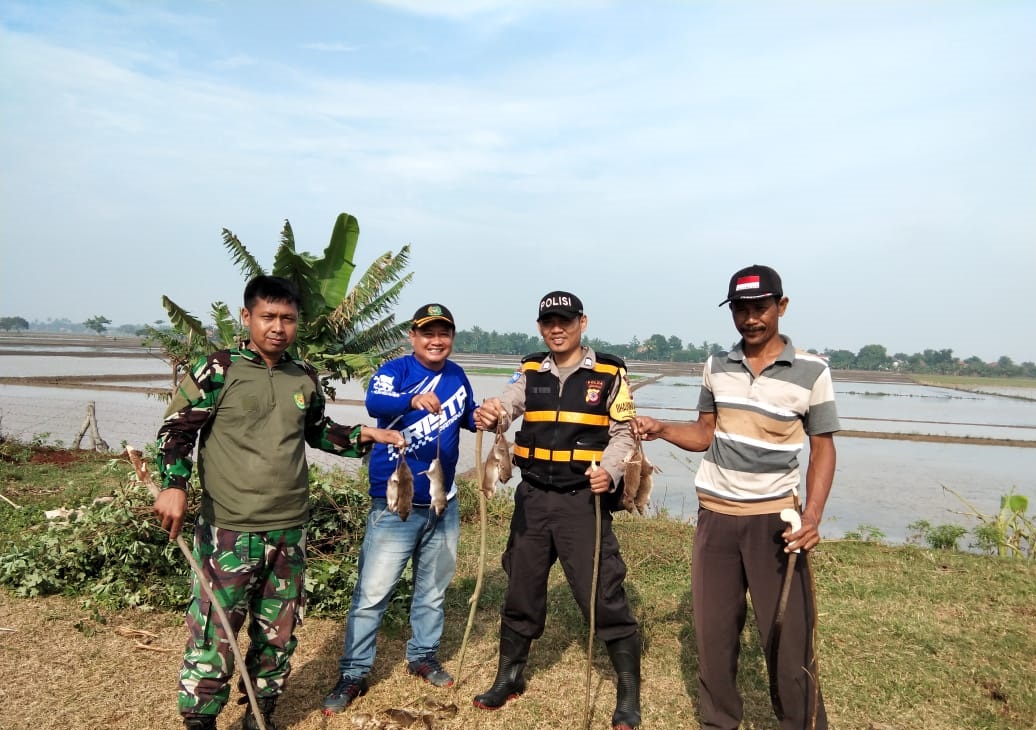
[473,290,642,730]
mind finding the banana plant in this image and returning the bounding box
[142,300,239,393]
[144,213,412,399]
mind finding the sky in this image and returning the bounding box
[1,1,1034,363]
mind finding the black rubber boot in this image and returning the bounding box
[606,634,642,730]
[183,716,217,730]
[472,625,532,710]
[242,696,278,730]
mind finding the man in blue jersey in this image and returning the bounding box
[322,303,479,714]
[635,265,839,730]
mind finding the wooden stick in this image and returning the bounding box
[87,401,109,451]
[768,508,801,720]
[73,402,109,451]
[770,495,821,729]
[804,545,821,730]
[116,626,160,640]
[73,407,91,449]
[584,463,602,730]
[134,641,175,653]
[0,492,20,509]
[454,429,486,689]
[125,446,267,730]
[789,490,821,730]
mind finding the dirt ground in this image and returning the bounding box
[0,593,509,730]
[0,582,695,730]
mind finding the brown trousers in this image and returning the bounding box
[692,508,826,730]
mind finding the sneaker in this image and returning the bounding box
[406,656,455,688]
[322,675,369,715]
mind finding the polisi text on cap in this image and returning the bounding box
[540,294,575,312]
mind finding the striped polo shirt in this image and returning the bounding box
[694,335,840,515]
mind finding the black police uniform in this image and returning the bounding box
[499,348,638,641]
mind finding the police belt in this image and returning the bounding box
[512,444,604,463]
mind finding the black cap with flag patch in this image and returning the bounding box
[411,303,455,329]
[718,265,783,306]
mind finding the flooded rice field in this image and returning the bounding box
[1,337,1033,544]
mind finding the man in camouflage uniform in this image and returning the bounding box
[154,275,404,730]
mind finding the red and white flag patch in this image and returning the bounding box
[734,275,761,292]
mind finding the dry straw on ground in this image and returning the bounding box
[0,583,698,730]
[2,447,1034,730]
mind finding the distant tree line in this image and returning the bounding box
[7,316,1034,378]
[6,317,141,335]
[453,326,726,363]
[817,343,1036,378]
[0,316,29,332]
[452,327,1036,378]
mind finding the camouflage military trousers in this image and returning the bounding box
[178,517,307,717]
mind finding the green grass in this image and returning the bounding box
[2,446,1034,729]
[0,446,124,543]
[814,541,1035,728]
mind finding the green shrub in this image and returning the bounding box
[0,464,414,619]
[0,480,186,608]
[907,519,967,551]
[303,466,397,618]
[963,490,1033,559]
[843,524,886,543]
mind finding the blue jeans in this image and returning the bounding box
[336,496,460,678]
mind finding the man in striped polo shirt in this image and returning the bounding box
[635,264,839,730]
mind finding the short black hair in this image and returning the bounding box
[243,275,301,311]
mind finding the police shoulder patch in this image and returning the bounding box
[609,369,637,422]
[293,392,307,410]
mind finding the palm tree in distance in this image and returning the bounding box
[145,213,412,400]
